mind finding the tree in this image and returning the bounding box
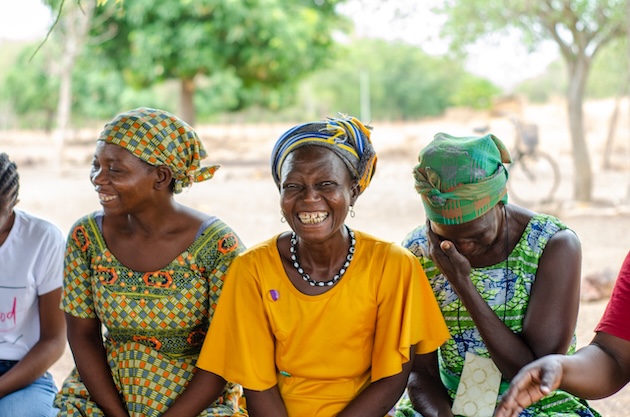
[437,0,627,201]
[91,0,347,126]
[299,38,500,120]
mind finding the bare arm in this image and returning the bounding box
[338,346,416,417]
[430,227,581,379]
[160,368,227,416]
[244,385,289,417]
[495,332,630,417]
[406,351,454,417]
[0,289,66,397]
[66,313,129,417]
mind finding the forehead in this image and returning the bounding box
[281,146,349,176]
[94,142,143,164]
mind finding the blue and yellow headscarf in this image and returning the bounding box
[97,108,219,194]
[414,132,512,225]
[271,115,377,194]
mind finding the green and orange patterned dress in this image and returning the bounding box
[55,212,246,417]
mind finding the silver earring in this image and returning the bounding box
[349,205,355,218]
[280,213,286,223]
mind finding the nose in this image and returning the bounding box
[90,166,106,186]
[303,185,321,202]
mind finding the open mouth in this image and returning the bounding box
[98,193,117,203]
[298,211,329,224]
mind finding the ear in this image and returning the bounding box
[350,181,360,205]
[154,166,174,191]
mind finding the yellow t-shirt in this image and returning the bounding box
[197,230,449,416]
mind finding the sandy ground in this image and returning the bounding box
[5,99,630,415]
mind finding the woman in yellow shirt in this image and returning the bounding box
[164,115,449,417]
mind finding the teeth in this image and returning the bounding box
[298,212,328,224]
[99,193,117,202]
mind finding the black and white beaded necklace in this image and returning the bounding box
[289,226,356,287]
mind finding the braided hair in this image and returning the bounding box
[0,153,19,205]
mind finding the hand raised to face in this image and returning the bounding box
[426,219,473,291]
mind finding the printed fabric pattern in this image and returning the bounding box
[394,214,600,417]
[55,213,246,417]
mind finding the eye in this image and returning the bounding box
[319,181,336,188]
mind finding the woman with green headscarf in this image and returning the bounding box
[55,108,247,417]
[394,133,599,417]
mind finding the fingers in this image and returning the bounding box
[495,365,555,416]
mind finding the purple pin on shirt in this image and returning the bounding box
[269,289,279,301]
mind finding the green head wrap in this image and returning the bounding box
[414,132,512,225]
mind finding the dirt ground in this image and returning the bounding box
[5,99,630,415]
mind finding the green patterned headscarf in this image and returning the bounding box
[414,132,512,225]
[97,107,219,194]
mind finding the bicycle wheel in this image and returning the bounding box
[507,151,560,207]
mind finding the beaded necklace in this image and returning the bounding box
[289,226,356,287]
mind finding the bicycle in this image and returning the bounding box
[474,116,561,208]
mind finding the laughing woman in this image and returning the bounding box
[54,108,246,417]
[162,115,450,417]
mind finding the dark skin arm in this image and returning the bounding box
[244,385,289,417]
[66,313,129,417]
[0,289,66,397]
[427,224,581,380]
[406,351,454,417]
[338,346,416,417]
[160,368,227,417]
[495,332,630,417]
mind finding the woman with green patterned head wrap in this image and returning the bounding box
[394,133,598,417]
[55,108,248,417]
[414,132,511,225]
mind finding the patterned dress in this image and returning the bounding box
[55,212,247,417]
[394,214,600,417]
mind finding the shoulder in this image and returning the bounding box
[353,229,418,264]
[15,210,64,243]
[401,225,429,258]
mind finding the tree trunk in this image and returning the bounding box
[566,56,592,202]
[180,78,196,126]
[52,0,96,172]
[603,82,627,170]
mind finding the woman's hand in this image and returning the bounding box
[426,222,472,290]
[494,355,563,417]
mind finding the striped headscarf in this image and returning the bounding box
[271,115,377,194]
[414,132,512,225]
[97,108,219,194]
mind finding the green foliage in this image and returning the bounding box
[586,37,629,98]
[297,38,500,120]
[514,60,566,103]
[91,0,347,106]
[1,46,59,129]
[438,0,627,57]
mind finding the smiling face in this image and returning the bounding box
[279,146,358,244]
[90,142,160,216]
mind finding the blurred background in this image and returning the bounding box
[2,0,630,413]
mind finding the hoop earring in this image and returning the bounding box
[349,205,355,218]
[280,213,286,223]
